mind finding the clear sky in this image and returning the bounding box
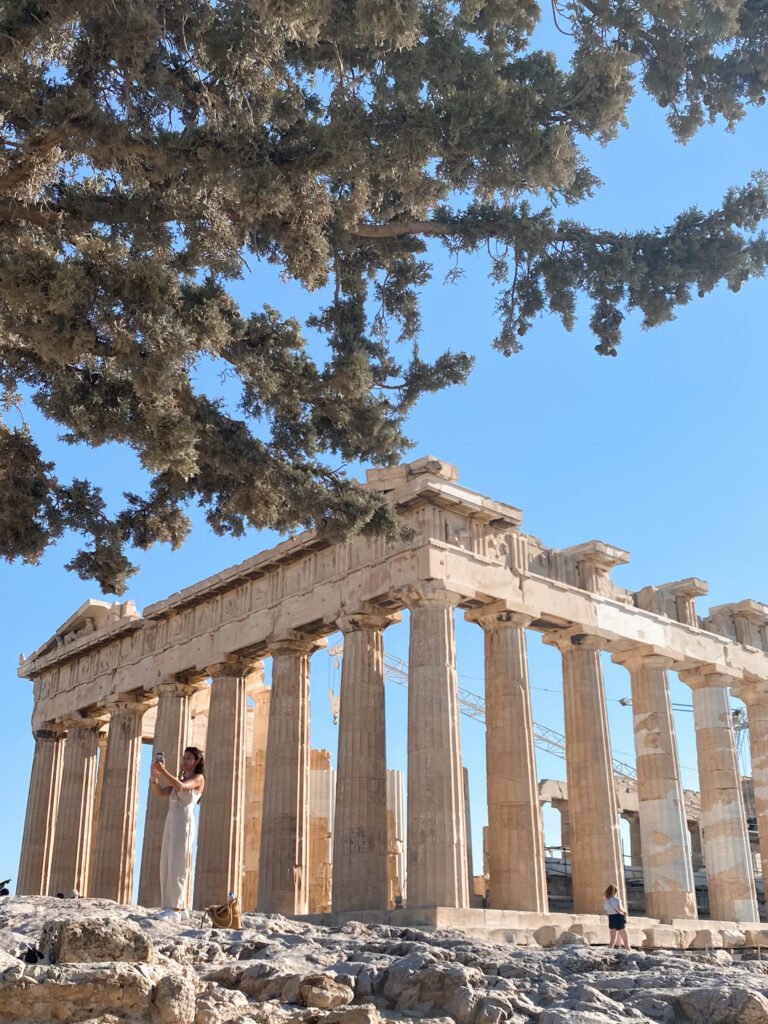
[2,61,767,890]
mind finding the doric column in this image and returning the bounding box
[90,696,151,902]
[48,717,100,897]
[242,678,270,911]
[194,659,252,909]
[258,633,320,914]
[543,629,624,913]
[687,820,704,870]
[552,798,571,854]
[138,679,202,907]
[89,725,110,883]
[680,668,758,921]
[612,649,697,921]
[402,584,468,909]
[332,609,395,912]
[16,727,64,895]
[466,608,547,911]
[622,811,642,866]
[735,685,768,887]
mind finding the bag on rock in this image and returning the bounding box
[201,896,242,929]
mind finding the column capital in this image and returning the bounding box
[730,679,768,705]
[465,604,533,630]
[396,582,464,609]
[542,627,606,654]
[611,646,674,671]
[678,665,741,690]
[337,607,401,634]
[266,631,327,656]
[154,677,207,698]
[32,726,64,741]
[104,693,155,715]
[57,712,105,731]
[207,655,264,679]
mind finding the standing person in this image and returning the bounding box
[150,746,205,922]
[604,884,630,950]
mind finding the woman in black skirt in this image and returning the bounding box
[604,883,630,950]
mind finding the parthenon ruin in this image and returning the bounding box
[15,456,768,939]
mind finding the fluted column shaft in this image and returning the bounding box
[194,661,249,909]
[17,728,64,895]
[614,651,697,921]
[138,681,200,907]
[258,635,316,914]
[48,720,100,897]
[91,698,150,902]
[332,611,392,912]
[242,684,271,911]
[682,670,758,921]
[545,631,624,913]
[471,609,547,911]
[740,691,768,884]
[405,585,468,908]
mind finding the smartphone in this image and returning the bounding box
[154,752,165,764]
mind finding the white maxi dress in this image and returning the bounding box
[159,786,201,909]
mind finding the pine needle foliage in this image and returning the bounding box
[1,1,766,591]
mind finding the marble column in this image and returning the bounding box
[138,679,201,907]
[552,798,571,855]
[622,812,643,867]
[612,650,697,921]
[332,610,393,912]
[468,608,547,911]
[242,679,270,911]
[544,630,625,913]
[736,686,768,886]
[194,660,251,909]
[258,634,319,914]
[16,727,64,895]
[688,820,704,871]
[681,668,758,922]
[48,718,100,897]
[403,584,468,908]
[90,697,151,902]
[88,725,109,884]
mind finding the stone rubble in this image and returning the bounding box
[3,898,768,1024]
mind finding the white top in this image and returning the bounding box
[604,895,624,915]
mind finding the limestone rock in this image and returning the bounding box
[39,915,154,963]
[672,986,768,1024]
[299,973,355,1008]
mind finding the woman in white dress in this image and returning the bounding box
[149,746,205,922]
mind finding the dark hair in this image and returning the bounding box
[183,746,205,776]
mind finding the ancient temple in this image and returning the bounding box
[16,457,768,928]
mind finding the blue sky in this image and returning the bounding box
[1,74,766,889]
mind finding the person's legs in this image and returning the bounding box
[608,928,618,948]
[619,927,630,950]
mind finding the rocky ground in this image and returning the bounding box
[1,897,768,1024]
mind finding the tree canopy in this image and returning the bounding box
[1,0,767,592]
